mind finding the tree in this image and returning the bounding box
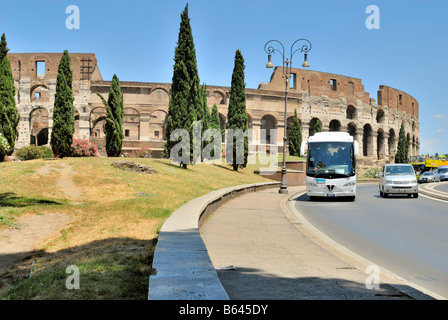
[226,50,248,171]
[395,121,408,163]
[164,4,201,168]
[208,104,221,159]
[0,33,19,161]
[313,119,322,135]
[288,109,302,157]
[96,74,124,157]
[50,50,74,158]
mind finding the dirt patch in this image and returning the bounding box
[0,213,72,274]
[111,160,158,174]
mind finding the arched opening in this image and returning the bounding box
[123,108,140,140]
[363,124,373,157]
[377,129,385,160]
[29,107,49,146]
[308,118,322,137]
[149,109,166,141]
[376,109,385,123]
[329,119,341,132]
[388,129,396,156]
[347,122,357,141]
[346,105,356,120]
[260,114,277,145]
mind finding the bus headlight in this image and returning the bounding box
[307,180,318,187]
[343,181,356,187]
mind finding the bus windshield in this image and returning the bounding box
[306,141,355,177]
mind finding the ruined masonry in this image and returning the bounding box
[8,52,419,170]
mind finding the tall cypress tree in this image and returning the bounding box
[209,104,221,159]
[51,50,74,158]
[313,119,322,135]
[288,109,302,157]
[96,74,124,157]
[395,122,408,163]
[0,33,19,161]
[164,4,201,168]
[226,50,248,171]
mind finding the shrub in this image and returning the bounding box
[69,139,99,157]
[40,146,54,159]
[16,145,45,161]
[121,148,151,158]
[360,167,381,179]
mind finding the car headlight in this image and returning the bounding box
[411,179,417,184]
[385,179,393,184]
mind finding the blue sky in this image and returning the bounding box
[1,0,447,155]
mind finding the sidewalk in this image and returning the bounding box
[200,186,435,300]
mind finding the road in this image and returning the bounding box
[293,184,448,299]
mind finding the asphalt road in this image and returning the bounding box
[294,184,448,299]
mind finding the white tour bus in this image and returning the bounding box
[301,132,359,201]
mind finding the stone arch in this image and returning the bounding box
[149,109,167,140]
[376,108,385,124]
[347,122,357,141]
[30,84,50,103]
[308,117,322,137]
[123,108,140,140]
[90,107,107,138]
[209,90,227,105]
[377,128,385,160]
[329,119,341,132]
[260,114,277,144]
[148,88,170,103]
[388,128,396,156]
[346,105,356,120]
[29,107,49,146]
[363,124,373,157]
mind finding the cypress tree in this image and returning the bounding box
[226,49,248,171]
[395,122,408,163]
[313,119,322,135]
[288,109,302,157]
[164,4,201,168]
[0,33,19,161]
[209,104,221,159]
[50,50,74,158]
[96,74,124,157]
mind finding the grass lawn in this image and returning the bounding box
[0,155,282,299]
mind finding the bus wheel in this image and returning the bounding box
[309,196,317,201]
[348,196,355,202]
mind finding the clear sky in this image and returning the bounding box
[1,0,447,155]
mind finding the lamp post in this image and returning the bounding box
[264,39,312,194]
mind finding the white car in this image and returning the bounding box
[419,171,441,183]
[379,164,418,198]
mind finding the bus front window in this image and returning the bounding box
[307,142,354,177]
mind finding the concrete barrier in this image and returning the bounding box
[148,181,280,300]
[418,182,448,201]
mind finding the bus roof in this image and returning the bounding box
[308,132,354,143]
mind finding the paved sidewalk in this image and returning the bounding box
[200,186,434,300]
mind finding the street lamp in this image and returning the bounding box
[264,39,312,194]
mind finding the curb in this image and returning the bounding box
[418,182,448,201]
[147,181,280,300]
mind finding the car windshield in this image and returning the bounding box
[438,168,448,173]
[384,166,415,176]
[422,172,433,176]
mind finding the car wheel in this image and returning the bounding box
[383,192,388,198]
[380,190,384,197]
[414,193,419,198]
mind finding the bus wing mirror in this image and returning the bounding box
[301,141,307,156]
[353,140,359,156]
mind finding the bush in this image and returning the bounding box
[360,167,380,179]
[16,145,45,161]
[121,148,151,158]
[40,146,54,159]
[69,139,99,157]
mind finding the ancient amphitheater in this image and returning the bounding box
[8,52,419,171]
